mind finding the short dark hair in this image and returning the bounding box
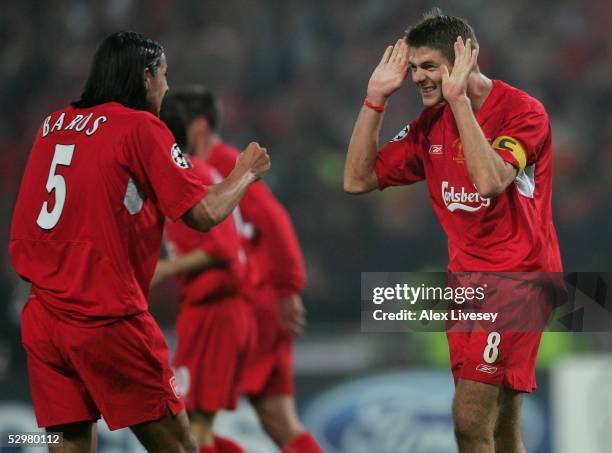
[72,31,164,110]
[405,8,477,64]
[161,85,219,132]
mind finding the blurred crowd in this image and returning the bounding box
[1,0,610,336]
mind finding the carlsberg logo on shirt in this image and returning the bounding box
[441,181,491,212]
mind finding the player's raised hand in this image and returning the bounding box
[366,39,410,105]
[441,36,478,104]
[236,142,271,180]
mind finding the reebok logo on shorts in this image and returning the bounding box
[429,144,443,155]
[476,364,497,374]
[169,376,180,398]
[172,366,190,398]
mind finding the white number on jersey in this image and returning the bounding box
[36,144,75,230]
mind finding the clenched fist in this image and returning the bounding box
[236,142,271,181]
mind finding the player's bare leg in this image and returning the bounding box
[494,388,526,453]
[188,411,216,448]
[452,379,499,453]
[250,395,305,447]
[130,408,197,453]
[47,421,97,453]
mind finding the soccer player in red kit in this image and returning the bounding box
[152,110,253,453]
[153,163,253,453]
[344,9,562,453]
[9,32,269,453]
[161,88,323,453]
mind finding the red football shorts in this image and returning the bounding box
[241,284,294,397]
[447,331,543,392]
[172,296,254,412]
[446,275,555,393]
[21,296,183,430]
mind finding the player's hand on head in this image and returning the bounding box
[366,38,410,106]
[441,36,479,104]
[236,142,271,181]
[279,294,306,337]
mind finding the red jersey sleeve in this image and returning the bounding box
[207,142,306,296]
[492,104,549,172]
[164,160,235,261]
[125,114,207,221]
[375,121,426,190]
[248,183,306,297]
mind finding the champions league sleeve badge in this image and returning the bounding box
[391,124,410,142]
[170,143,190,169]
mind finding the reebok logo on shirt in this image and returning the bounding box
[441,181,491,212]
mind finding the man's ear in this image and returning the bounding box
[144,68,152,91]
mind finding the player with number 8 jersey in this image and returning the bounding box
[344,9,563,453]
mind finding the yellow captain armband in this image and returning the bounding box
[492,136,527,171]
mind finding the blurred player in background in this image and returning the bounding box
[161,87,323,453]
[152,108,254,453]
[344,8,562,453]
[9,31,270,453]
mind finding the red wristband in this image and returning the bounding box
[364,98,385,112]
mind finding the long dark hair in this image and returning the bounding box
[72,31,164,110]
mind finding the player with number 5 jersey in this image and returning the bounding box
[9,31,270,452]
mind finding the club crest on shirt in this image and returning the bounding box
[441,181,491,212]
[391,125,410,142]
[171,143,190,169]
[452,138,465,163]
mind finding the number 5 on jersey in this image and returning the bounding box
[36,144,75,230]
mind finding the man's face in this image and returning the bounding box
[145,53,168,116]
[408,46,452,107]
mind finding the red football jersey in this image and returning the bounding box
[165,158,247,305]
[10,102,207,324]
[375,80,562,272]
[207,142,306,298]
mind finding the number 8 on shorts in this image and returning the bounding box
[483,332,501,364]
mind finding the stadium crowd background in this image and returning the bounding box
[0,0,610,451]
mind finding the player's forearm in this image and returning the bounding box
[344,106,384,194]
[450,97,516,197]
[184,167,256,231]
[166,249,223,276]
